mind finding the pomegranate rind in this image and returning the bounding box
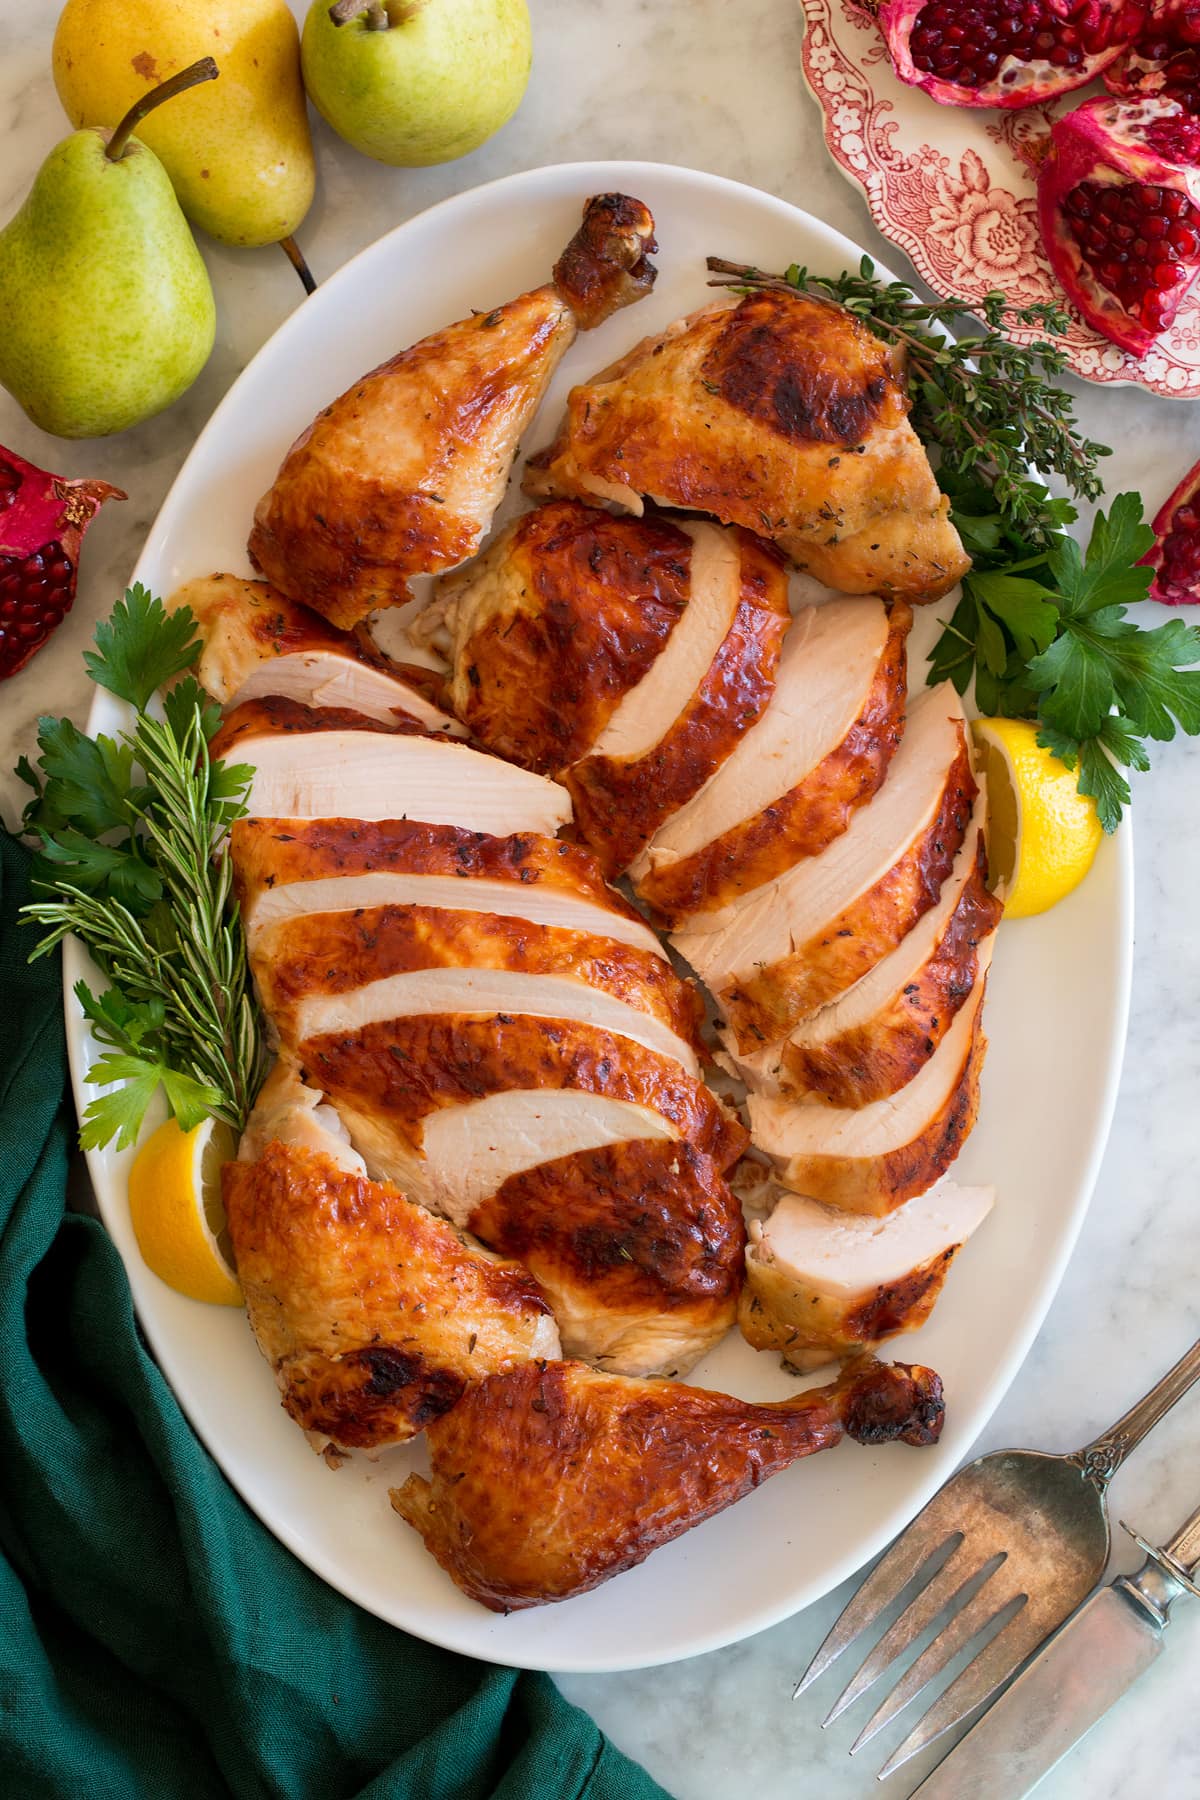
[0,444,126,681]
[1037,94,1200,355]
[1140,454,1200,604]
[879,0,1147,110]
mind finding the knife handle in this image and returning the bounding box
[1163,1500,1200,1579]
[1120,1500,1200,1618]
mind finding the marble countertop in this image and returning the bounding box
[3,3,1198,1795]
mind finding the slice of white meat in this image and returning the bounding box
[633,597,890,876]
[237,730,573,836]
[672,683,968,1002]
[748,943,992,1214]
[734,792,993,1099]
[242,870,668,960]
[294,967,700,1075]
[741,1180,994,1370]
[237,1060,366,1176]
[583,521,742,763]
[329,1089,678,1220]
[231,652,461,734]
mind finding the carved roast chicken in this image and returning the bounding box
[525,287,970,603]
[248,194,657,629]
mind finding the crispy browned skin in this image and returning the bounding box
[551,193,658,328]
[211,694,427,762]
[230,817,647,926]
[254,903,705,1053]
[526,290,969,602]
[777,837,1003,1108]
[739,1246,961,1372]
[775,1004,989,1216]
[223,1143,556,1453]
[248,195,658,630]
[639,601,912,925]
[446,502,695,774]
[566,531,791,876]
[471,1139,744,1377]
[389,1355,945,1609]
[720,724,977,1049]
[302,1013,747,1170]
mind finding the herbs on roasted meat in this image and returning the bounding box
[17,584,266,1148]
[706,254,1200,830]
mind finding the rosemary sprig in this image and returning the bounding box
[17,588,267,1148]
[705,255,1200,830]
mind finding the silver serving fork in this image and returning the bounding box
[794,1335,1200,1780]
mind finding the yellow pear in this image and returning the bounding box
[52,0,315,249]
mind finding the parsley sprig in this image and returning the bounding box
[17,586,267,1149]
[706,255,1200,830]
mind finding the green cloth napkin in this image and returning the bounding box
[0,831,672,1800]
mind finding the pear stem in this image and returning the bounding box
[280,236,318,296]
[330,0,390,26]
[105,57,220,161]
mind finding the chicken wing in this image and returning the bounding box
[248,194,657,629]
[390,1354,944,1609]
[525,288,969,602]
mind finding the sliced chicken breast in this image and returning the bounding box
[292,967,700,1077]
[213,704,572,836]
[471,1139,745,1378]
[740,1181,994,1371]
[747,952,992,1215]
[231,817,666,957]
[736,796,1002,1106]
[673,683,975,1051]
[632,597,909,923]
[224,1139,560,1456]
[253,904,702,1054]
[167,572,463,733]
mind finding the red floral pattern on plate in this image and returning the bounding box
[801,0,1200,396]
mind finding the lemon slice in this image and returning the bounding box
[971,717,1103,920]
[128,1115,242,1306]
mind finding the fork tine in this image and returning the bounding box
[793,1519,964,1700]
[849,1572,1023,1753]
[875,1601,1056,1780]
[822,1540,988,1727]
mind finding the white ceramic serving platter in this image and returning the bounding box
[65,160,1133,1674]
[801,0,1200,397]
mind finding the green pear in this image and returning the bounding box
[301,0,532,168]
[0,62,217,439]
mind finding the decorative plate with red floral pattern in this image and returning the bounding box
[801,0,1200,396]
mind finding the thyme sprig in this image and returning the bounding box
[18,588,267,1148]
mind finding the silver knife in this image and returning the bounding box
[911,1495,1200,1800]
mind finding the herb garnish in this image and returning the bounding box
[17,586,267,1149]
[707,255,1200,831]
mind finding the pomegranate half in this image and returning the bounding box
[1141,454,1200,603]
[879,0,1148,109]
[0,445,125,681]
[1037,95,1200,353]
[1105,2,1200,110]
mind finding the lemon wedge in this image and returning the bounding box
[971,717,1103,919]
[127,1115,242,1306]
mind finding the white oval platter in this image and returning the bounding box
[64,159,1132,1674]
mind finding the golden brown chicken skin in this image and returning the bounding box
[525,289,970,602]
[223,1142,558,1454]
[303,1013,747,1171]
[252,903,705,1054]
[390,1355,945,1610]
[210,694,429,763]
[639,601,911,925]
[470,1139,745,1377]
[248,194,657,630]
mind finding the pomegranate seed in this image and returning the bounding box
[906,0,1133,90]
[1065,179,1200,333]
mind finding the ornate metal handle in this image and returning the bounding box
[1066,1335,1200,1492]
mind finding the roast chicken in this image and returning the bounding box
[740,1182,994,1371]
[390,1354,945,1610]
[168,572,463,734]
[524,288,970,603]
[248,194,658,629]
[224,1064,559,1455]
